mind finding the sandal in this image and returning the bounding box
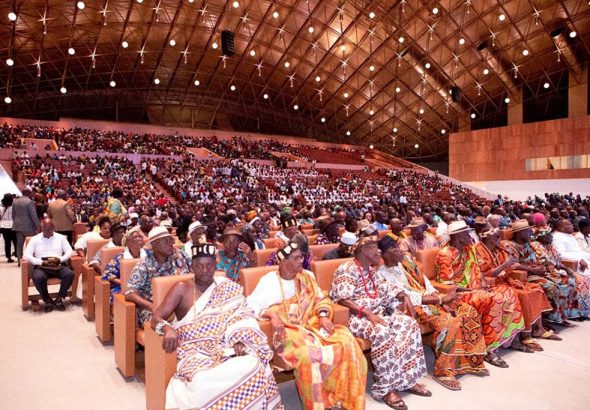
[537,330,562,341]
[484,353,509,368]
[521,338,544,352]
[433,376,461,391]
[406,383,432,397]
[383,392,407,410]
[507,340,534,353]
[560,321,575,328]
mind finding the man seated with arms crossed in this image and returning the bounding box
[152,244,283,410]
[24,217,75,312]
[125,226,192,327]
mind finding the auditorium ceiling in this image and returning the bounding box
[1,0,589,160]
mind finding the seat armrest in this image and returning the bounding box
[507,269,527,282]
[333,304,350,325]
[113,293,137,377]
[431,280,455,293]
[21,260,33,310]
[145,325,177,410]
[561,259,578,271]
[82,263,97,320]
[95,277,112,342]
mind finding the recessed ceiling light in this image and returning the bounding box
[232,1,240,9]
[395,87,401,93]
[340,45,346,52]
[230,85,236,91]
[569,31,577,39]
[346,131,351,136]
[122,41,129,48]
[419,108,425,114]
[543,82,550,89]
[212,42,218,49]
[68,47,75,55]
[293,104,299,110]
[369,110,374,115]
[522,49,529,56]
[136,0,143,3]
[470,113,476,119]
[369,11,376,19]
[369,144,374,149]
[272,11,279,19]
[398,36,405,43]
[315,75,321,82]
[60,86,67,94]
[424,62,431,69]
[369,65,375,72]
[194,79,200,86]
[77,1,85,10]
[308,26,314,33]
[154,78,160,84]
[110,80,116,87]
[6,58,14,67]
[321,117,326,123]
[459,38,466,45]
[169,39,176,47]
[504,97,510,103]
[432,7,439,14]
[4,96,12,104]
[499,13,506,21]
[284,61,290,68]
[483,68,490,75]
[263,93,269,99]
[343,92,349,98]
[441,129,446,134]
[414,143,419,148]
[249,50,256,56]
[8,12,17,21]
[393,127,398,133]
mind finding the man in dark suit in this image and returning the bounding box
[48,189,76,244]
[12,188,40,262]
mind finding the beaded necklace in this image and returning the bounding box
[480,243,502,268]
[276,271,302,322]
[354,259,378,299]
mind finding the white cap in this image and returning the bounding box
[340,231,358,246]
[188,221,205,235]
[129,213,139,219]
[160,220,172,227]
[147,226,173,244]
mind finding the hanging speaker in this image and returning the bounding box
[221,30,235,56]
[450,86,462,102]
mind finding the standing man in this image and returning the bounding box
[24,218,75,312]
[48,189,77,244]
[12,188,40,263]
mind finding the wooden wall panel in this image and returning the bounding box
[449,115,590,181]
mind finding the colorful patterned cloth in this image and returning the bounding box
[125,249,191,326]
[102,248,150,303]
[476,243,552,331]
[400,235,439,257]
[216,250,251,282]
[167,277,283,410]
[436,245,524,351]
[330,260,426,399]
[379,257,487,378]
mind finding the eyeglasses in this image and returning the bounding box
[287,255,305,261]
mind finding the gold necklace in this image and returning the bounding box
[276,271,301,323]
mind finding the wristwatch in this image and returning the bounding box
[318,310,329,318]
[155,320,172,335]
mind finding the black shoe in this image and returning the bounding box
[54,299,66,311]
[7,258,14,263]
[44,302,54,313]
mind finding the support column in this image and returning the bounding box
[507,87,523,125]
[569,64,588,118]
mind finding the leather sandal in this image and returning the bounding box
[383,392,407,410]
[406,383,432,397]
[433,376,461,391]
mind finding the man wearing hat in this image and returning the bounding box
[182,221,207,255]
[323,231,358,260]
[89,223,127,275]
[313,216,339,245]
[216,227,253,282]
[331,236,430,409]
[248,242,367,410]
[436,220,525,369]
[378,235,487,390]
[400,217,438,257]
[126,212,139,228]
[471,216,489,244]
[125,226,191,327]
[152,243,282,410]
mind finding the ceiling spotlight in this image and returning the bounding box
[459,38,466,45]
[6,58,14,67]
[169,39,176,47]
[393,127,398,133]
[369,11,376,19]
[194,79,200,86]
[122,41,129,48]
[343,92,349,98]
[395,86,401,93]
[414,143,419,149]
[110,80,116,87]
[340,44,346,52]
[4,96,12,104]
[569,31,577,38]
[483,68,490,75]
[272,11,279,19]
[315,75,321,82]
[369,144,374,149]
[369,65,375,72]
[369,110,375,115]
[419,108,425,115]
[522,49,529,56]
[470,113,476,119]
[543,82,550,89]
[60,86,67,94]
[321,117,326,123]
[249,50,256,56]
[346,131,351,136]
[263,93,269,99]
[212,42,218,49]
[68,47,76,55]
[8,12,17,21]
[284,61,290,68]
[504,97,510,103]
[136,0,143,3]
[230,84,236,91]
[154,78,160,84]
[432,7,439,14]
[293,104,299,110]
[424,62,431,69]
[308,26,314,33]
[499,13,506,21]
[441,129,446,135]
[188,0,194,3]
[398,36,405,43]
[232,1,240,9]
[77,1,85,10]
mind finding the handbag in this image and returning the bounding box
[0,207,12,229]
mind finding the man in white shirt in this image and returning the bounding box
[574,218,590,256]
[24,218,75,312]
[552,219,589,275]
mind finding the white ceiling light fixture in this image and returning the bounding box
[68,47,76,55]
[110,80,116,87]
[154,78,160,84]
[432,7,439,14]
[194,79,200,86]
[504,97,510,103]
[122,41,129,48]
[459,38,466,45]
[232,1,240,9]
[60,86,67,94]
[470,113,476,119]
[272,11,279,19]
[543,82,550,89]
[293,104,299,110]
[369,144,374,149]
[393,127,398,133]
[249,50,256,56]
[424,62,431,69]
[212,42,218,49]
[8,12,17,21]
[441,129,446,135]
[315,75,321,82]
[569,31,577,39]
[483,68,490,75]
[6,58,14,67]
[320,117,326,123]
[398,36,405,43]
[230,84,236,91]
[263,93,269,99]
[414,143,419,148]
[346,130,351,136]
[369,65,375,72]
[499,13,506,21]
[308,26,314,33]
[369,110,375,115]
[419,108,425,115]
[369,11,376,19]
[522,49,529,56]
[169,39,176,47]
[284,61,290,68]
[395,86,401,93]
[77,1,85,10]
[4,96,12,104]
[136,0,143,3]
[343,92,349,98]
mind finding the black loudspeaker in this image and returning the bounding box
[450,86,462,102]
[221,30,235,56]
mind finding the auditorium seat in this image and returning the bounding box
[499,228,513,241]
[309,243,338,261]
[253,248,277,267]
[263,238,278,248]
[81,239,111,320]
[93,246,126,343]
[310,258,352,293]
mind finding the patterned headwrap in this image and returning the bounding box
[532,226,552,240]
[192,243,217,259]
[246,210,258,222]
[479,227,500,239]
[352,235,379,254]
[122,226,142,247]
[281,216,297,230]
[276,243,299,262]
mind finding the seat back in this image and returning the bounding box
[499,228,513,241]
[74,222,88,237]
[152,274,195,310]
[299,224,314,231]
[100,246,125,270]
[87,239,110,262]
[239,265,279,296]
[307,234,319,245]
[311,258,353,292]
[263,238,278,249]
[415,247,440,280]
[253,248,277,267]
[120,258,141,294]
[309,243,338,261]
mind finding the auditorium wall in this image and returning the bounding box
[450,115,590,198]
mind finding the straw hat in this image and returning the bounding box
[407,217,427,228]
[511,219,531,233]
[447,220,472,235]
[146,226,173,244]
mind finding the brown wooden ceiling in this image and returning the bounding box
[1,0,589,160]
